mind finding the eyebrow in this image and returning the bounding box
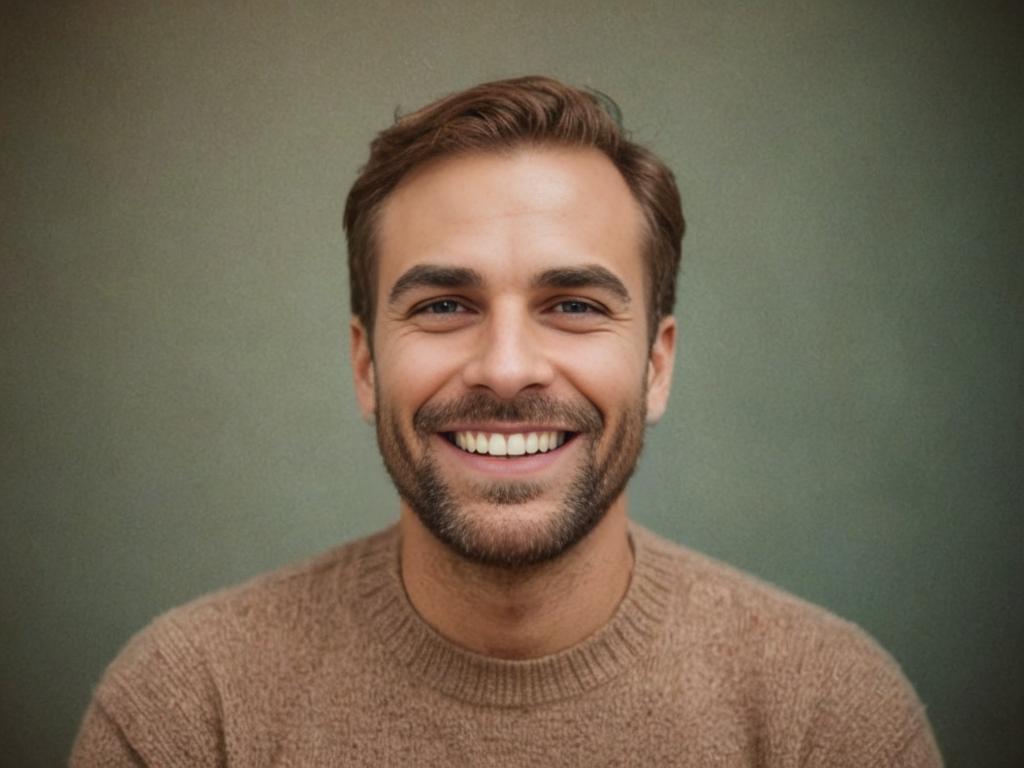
[386,263,631,306]
[531,265,631,304]
[387,265,484,305]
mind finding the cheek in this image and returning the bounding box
[376,335,467,409]
[554,335,649,406]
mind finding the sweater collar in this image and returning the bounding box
[355,523,677,707]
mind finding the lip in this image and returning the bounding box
[435,432,577,477]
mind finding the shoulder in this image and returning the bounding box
[120,525,395,663]
[634,525,942,766]
[74,527,397,765]
[636,524,903,666]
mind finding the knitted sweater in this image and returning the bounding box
[71,525,942,766]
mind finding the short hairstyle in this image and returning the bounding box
[343,75,685,346]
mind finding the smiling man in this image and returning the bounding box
[72,77,942,766]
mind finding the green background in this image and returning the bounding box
[2,2,1020,765]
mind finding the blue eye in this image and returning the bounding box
[556,300,596,314]
[425,299,462,314]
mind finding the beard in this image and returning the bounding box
[375,389,647,569]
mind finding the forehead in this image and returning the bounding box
[375,147,647,295]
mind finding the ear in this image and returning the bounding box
[645,315,677,425]
[350,317,376,420]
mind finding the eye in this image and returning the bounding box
[552,299,603,315]
[415,298,466,315]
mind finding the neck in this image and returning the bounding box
[398,500,634,659]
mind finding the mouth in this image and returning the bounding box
[443,430,574,457]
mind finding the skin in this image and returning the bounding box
[350,146,676,659]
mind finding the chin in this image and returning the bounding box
[411,492,610,569]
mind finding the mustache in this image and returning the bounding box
[414,392,603,434]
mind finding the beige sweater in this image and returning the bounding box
[71,525,942,766]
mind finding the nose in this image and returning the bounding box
[460,302,555,399]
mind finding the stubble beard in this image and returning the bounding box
[375,389,647,569]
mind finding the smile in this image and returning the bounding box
[445,430,570,457]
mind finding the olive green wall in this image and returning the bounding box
[2,2,1020,765]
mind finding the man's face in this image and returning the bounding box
[351,147,675,568]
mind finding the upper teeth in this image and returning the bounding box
[452,431,567,457]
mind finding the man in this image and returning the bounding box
[72,76,942,766]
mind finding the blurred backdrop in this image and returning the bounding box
[2,2,1020,765]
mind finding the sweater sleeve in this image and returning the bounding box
[69,699,145,767]
[795,623,944,768]
[69,613,226,767]
[893,718,944,768]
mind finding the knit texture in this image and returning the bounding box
[71,525,942,766]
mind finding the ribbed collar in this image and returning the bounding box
[354,524,677,707]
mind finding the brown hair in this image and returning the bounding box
[343,75,684,346]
